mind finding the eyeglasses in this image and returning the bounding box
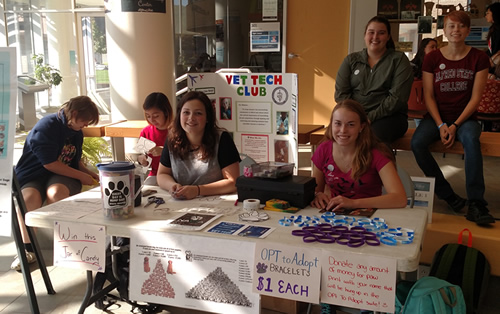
[239,210,269,222]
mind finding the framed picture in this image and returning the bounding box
[411,176,435,223]
[377,0,399,19]
[418,16,433,34]
[437,15,445,29]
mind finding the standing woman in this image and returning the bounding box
[335,16,414,143]
[411,11,494,225]
[485,2,500,79]
[157,91,240,200]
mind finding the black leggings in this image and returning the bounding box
[371,113,408,144]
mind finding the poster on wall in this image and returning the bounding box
[187,72,298,167]
[0,48,17,237]
[129,230,259,314]
[250,22,281,52]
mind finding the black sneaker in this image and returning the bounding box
[444,193,466,213]
[466,201,495,225]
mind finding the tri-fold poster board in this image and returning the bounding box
[187,72,298,168]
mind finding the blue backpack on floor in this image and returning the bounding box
[395,276,466,314]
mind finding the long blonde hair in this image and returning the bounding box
[324,100,394,181]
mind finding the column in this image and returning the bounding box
[105,1,176,160]
[105,1,176,121]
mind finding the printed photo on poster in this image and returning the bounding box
[210,98,216,113]
[276,111,289,135]
[220,97,232,120]
[274,140,289,163]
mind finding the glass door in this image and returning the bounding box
[76,12,110,121]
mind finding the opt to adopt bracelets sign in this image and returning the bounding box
[321,251,396,313]
[253,242,321,303]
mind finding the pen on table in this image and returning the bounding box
[234,199,239,206]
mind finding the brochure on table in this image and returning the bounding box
[187,72,298,167]
[411,176,435,223]
[130,230,259,314]
[0,48,17,237]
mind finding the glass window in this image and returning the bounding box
[173,0,285,78]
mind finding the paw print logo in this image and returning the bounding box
[104,180,129,207]
[256,262,268,274]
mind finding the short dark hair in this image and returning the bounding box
[142,92,173,126]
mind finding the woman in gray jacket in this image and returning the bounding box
[335,16,413,143]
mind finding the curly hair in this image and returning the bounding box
[323,99,394,181]
[168,91,222,160]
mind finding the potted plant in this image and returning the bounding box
[32,54,63,108]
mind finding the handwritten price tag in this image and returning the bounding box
[53,221,106,272]
[253,244,321,303]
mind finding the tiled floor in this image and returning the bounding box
[1,139,499,313]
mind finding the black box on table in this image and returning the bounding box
[235,175,317,208]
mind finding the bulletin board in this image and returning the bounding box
[187,72,298,168]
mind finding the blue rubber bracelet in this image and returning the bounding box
[380,236,397,246]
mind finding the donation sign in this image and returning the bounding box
[321,251,397,313]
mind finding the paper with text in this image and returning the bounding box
[53,221,106,272]
[321,251,396,312]
[253,242,321,303]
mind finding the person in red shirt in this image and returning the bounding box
[137,92,173,185]
[411,11,494,225]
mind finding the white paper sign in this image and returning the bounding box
[0,48,17,237]
[250,22,280,52]
[411,176,435,223]
[130,230,259,314]
[321,251,396,313]
[53,221,106,272]
[253,242,321,303]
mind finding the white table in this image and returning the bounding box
[25,187,427,312]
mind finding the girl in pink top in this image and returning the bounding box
[311,99,406,212]
[137,92,173,181]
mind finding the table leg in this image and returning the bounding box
[111,137,126,161]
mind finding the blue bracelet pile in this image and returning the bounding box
[281,213,414,246]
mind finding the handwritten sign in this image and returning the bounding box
[253,242,321,303]
[53,221,106,272]
[321,251,396,312]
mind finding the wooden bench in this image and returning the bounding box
[310,128,500,158]
[392,128,500,158]
[422,213,500,276]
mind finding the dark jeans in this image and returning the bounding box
[371,113,408,144]
[411,118,485,202]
